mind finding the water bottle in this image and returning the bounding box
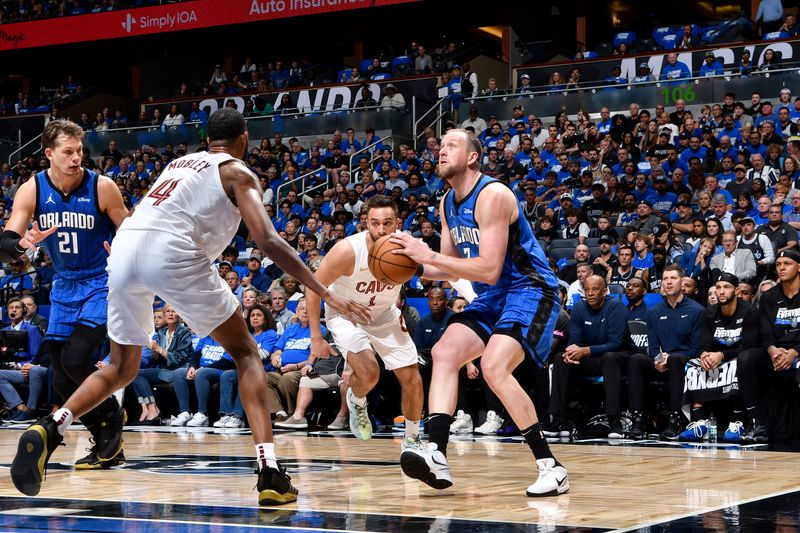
[707,414,717,443]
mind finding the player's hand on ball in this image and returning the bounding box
[325,292,372,325]
[389,232,433,263]
[19,222,58,250]
[311,337,337,360]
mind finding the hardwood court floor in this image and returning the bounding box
[0,425,798,531]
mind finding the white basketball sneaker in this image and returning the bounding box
[449,410,473,434]
[400,442,453,490]
[526,458,569,497]
[213,416,231,428]
[474,411,503,435]
[187,412,209,427]
[171,411,193,427]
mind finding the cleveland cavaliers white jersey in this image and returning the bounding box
[325,231,401,323]
[118,151,241,262]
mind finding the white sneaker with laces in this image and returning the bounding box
[474,411,503,435]
[274,415,308,429]
[172,411,193,427]
[449,410,474,434]
[346,388,372,440]
[187,412,209,427]
[527,458,569,497]
[327,414,347,430]
[224,416,244,428]
[400,442,453,489]
[213,415,231,428]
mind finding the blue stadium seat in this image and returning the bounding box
[613,31,637,48]
[338,69,352,83]
[643,293,663,307]
[371,73,391,81]
[287,300,298,313]
[660,33,679,50]
[763,31,789,41]
[359,59,374,73]
[608,284,625,296]
[391,56,413,76]
[406,297,429,318]
[652,26,675,46]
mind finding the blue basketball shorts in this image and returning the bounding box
[45,274,109,340]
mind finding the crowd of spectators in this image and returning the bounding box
[1,52,800,450]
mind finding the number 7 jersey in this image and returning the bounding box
[117,151,242,263]
[35,169,115,280]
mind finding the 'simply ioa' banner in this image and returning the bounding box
[0,0,418,51]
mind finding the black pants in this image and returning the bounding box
[46,324,118,426]
[628,352,690,412]
[737,348,774,418]
[549,351,630,417]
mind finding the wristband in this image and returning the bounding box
[0,230,24,263]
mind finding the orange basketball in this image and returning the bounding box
[368,234,419,285]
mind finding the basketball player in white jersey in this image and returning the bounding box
[307,195,426,463]
[11,109,370,505]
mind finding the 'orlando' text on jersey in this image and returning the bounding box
[34,169,114,280]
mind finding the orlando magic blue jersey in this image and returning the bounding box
[443,174,557,296]
[34,169,114,281]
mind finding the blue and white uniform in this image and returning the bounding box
[35,169,114,340]
[443,175,560,366]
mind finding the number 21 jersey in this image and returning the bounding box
[35,169,114,281]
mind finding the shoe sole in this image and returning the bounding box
[399,450,452,490]
[608,433,624,439]
[259,489,298,506]
[10,425,48,496]
[526,482,570,497]
[274,424,308,430]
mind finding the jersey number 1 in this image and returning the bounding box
[148,179,181,206]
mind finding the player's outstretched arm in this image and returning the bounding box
[307,240,354,360]
[0,180,57,262]
[223,161,370,325]
[391,184,511,285]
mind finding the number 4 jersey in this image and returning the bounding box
[118,151,242,263]
[35,169,115,280]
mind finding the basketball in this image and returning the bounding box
[368,234,418,285]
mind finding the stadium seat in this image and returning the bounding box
[588,246,600,260]
[652,26,674,45]
[550,239,579,249]
[549,247,576,263]
[370,73,391,81]
[613,31,637,49]
[338,69,352,83]
[359,59,374,73]
[763,31,789,41]
[582,51,599,59]
[585,237,600,248]
[391,56,413,76]
[660,33,679,50]
[636,38,655,52]
[596,42,612,56]
[608,284,625,295]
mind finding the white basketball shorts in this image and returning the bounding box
[106,229,240,346]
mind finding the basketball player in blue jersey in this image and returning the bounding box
[392,129,569,496]
[1,119,129,470]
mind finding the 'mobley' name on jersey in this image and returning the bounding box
[450,225,480,246]
[38,211,95,230]
[165,158,213,173]
[355,280,395,295]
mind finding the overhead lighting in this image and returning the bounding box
[477,26,502,39]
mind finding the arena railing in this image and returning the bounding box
[348,134,394,176]
[462,65,800,122]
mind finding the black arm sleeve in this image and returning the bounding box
[0,230,24,263]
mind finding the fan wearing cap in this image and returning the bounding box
[757,202,799,255]
[755,101,780,128]
[678,273,760,443]
[737,216,775,282]
[699,51,724,77]
[241,250,271,293]
[646,176,678,214]
[632,62,655,83]
[380,84,406,111]
[582,183,613,224]
[739,249,800,444]
[517,73,533,94]
[634,200,660,235]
